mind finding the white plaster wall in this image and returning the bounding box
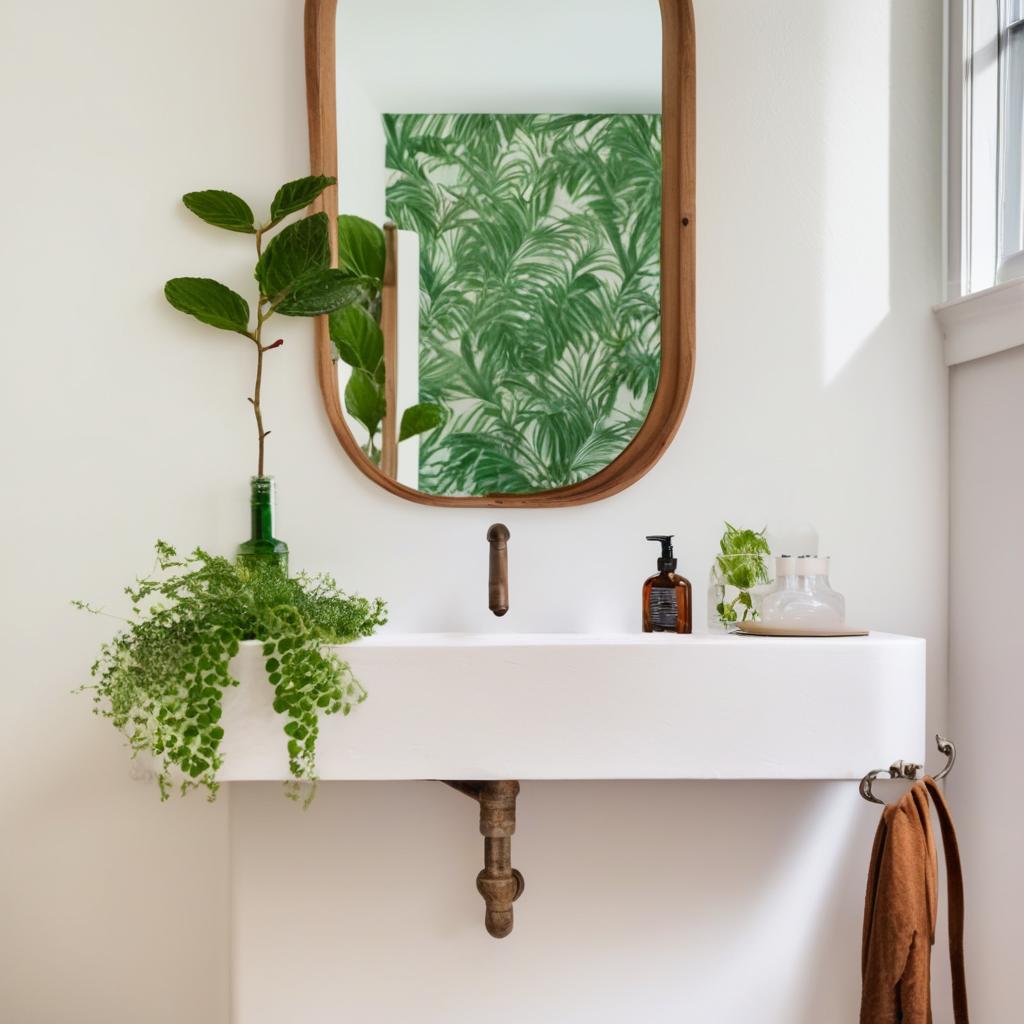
[948,344,1024,1020]
[0,1,947,1023]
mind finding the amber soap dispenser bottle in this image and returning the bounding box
[643,535,692,633]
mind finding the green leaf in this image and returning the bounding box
[328,305,383,370]
[716,523,770,588]
[256,213,330,303]
[164,278,250,334]
[344,368,385,435]
[719,522,770,557]
[276,269,362,317]
[182,190,256,233]
[399,403,447,441]
[337,215,386,283]
[270,175,336,223]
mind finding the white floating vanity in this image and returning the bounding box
[217,631,926,783]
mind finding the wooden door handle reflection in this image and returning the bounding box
[487,524,510,616]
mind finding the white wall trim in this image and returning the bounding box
[933,276,1024,364]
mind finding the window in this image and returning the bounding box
[949,0,1024,295]
[1001,1,1024,273]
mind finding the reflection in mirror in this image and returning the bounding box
[332,1,663,497]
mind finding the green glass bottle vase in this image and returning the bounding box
[237,476,289,575]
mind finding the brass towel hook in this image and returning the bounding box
[859,734,957,805]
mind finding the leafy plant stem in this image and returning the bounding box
[249,225,274,478]
[251,335,268,478]
[166,175,351,480]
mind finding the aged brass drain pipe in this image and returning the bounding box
[442,780,524,937]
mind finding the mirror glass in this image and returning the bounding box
[333,0,662,497]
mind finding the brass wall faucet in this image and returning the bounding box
[487,524,510,616]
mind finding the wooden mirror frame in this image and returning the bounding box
[304,0,695,508]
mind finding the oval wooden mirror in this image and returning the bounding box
[304,0,694,507]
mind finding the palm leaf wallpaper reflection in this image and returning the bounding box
[384,113,662,496]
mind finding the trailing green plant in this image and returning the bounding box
[164,175,363,477]
[76,542,387,804]
[383,113,662,495]
[714,523,771,626]
[327,214,446,464]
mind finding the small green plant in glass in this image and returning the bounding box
[709,523,772,630]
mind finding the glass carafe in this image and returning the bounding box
[761,556,844,626]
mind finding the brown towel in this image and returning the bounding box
[860,777,969,1023]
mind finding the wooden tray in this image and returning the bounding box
[736,622,869,638]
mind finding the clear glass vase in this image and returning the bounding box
[707,551,774,632]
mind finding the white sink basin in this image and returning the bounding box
[216,631,925,781]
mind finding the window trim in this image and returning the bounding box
[934,274,1024,364]
[939,1,1024,365]
[947,0,1024,298]
[1000,8,1024,273]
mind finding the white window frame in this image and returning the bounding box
[1000,1,1024,275]
[947,0,1024,297]
[938,0,1024,365]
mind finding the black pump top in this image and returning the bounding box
[646,534,677,572]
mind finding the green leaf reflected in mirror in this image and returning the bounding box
[337,214,387,281]
[331,217,445,467]
[330,305,384,372]
[345,368,386,441]
[400,402,448,442]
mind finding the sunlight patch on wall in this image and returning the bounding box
[821,4,891,385]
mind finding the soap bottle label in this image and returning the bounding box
[649,587,679,629]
